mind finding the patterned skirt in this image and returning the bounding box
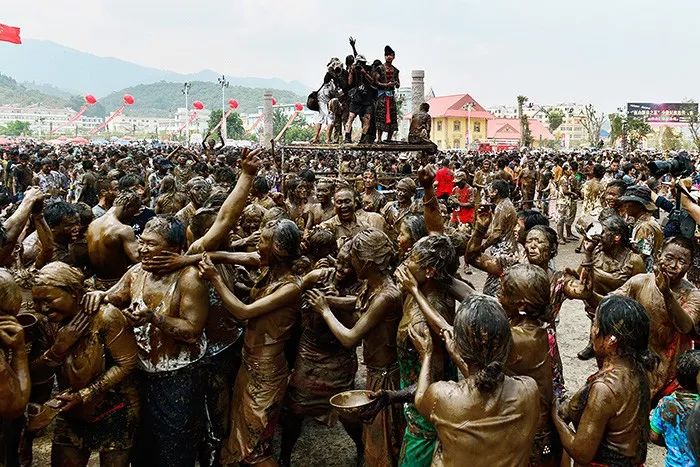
[375,95,399,132]
[221,349,289,464]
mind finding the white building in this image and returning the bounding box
[101,107,211,137]
[487,102,590,148]
[0,104,102,135]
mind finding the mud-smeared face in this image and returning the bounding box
[659,243,691,283]
[334,190,355,222]
[32,286,77,323]
[525,229,551,266]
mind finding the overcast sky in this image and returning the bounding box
[4,0,699,112]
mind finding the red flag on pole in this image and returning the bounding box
[0,24,21,44]
[0,24,22,44]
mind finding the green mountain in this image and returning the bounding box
[0,73,69,108]
[98,81,303,117]
[0,39,310,97]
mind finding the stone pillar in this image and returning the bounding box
[411,70,425,115]
[262,91,273,148]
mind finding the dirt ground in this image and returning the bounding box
[31,240,666,466]
[277,239,666,466]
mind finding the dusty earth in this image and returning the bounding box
[31,240,666,466]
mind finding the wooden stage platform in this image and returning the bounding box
[278,142,436,152]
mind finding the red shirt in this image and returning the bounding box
[451,185,474,224]
[435,167,454,197]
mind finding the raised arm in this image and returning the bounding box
[307,288,396,348]
[199,254,299,321]
[417,165,443,234]
[188,148,261,253]
[395,265,452,335]
[0,316,30,419]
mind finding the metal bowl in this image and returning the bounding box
[329,390,374,422]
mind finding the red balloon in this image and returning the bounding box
[193,101,204,110]
[123,94,135,105]
[294,103,303,112]
[271,97,277,106]
[84,94,97,105]
[228,99,239,109]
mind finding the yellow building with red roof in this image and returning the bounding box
[426,94,492,149]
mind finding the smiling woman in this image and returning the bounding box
[31,261,139,467]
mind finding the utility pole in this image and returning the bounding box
[463,102,474,148]
[182,82,191,143]
[218,75,229,141]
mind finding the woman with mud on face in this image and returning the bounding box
[499,264,562,467]
[552,295,659,466]
[408,294,540,466]
[468,224,590,398]
[363,234,461,467]
[305,229,404,467]
[198,219,304,467]
[279,235,360,467]
[31,262,139,467]
[0,269,30,467]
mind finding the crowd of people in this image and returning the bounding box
[308,37,402,145]
[2,137,700,466]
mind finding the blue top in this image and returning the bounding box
[650,391,699,467]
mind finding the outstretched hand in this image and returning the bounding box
[198,252,219,281]
[303,289,329,314]
[240,148,262,176]
[417,164,437,188]
[394,264,419,294]
[408,322,433,357]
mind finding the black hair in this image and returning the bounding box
[419,103,430,112]
[663,236,696,257]
[298,169,316,184]
[500,263,551,322]
[82,160,94,170]
[189,208,218,241]
[602,215,631,248]
[527,225,559,258]
[606,180,627,193]
[593,163,606,179]
[595,295,659,372]
[253,176,270,195]
[204,191,230,209]
[517,209,550,230]
[400,215,428,245]
[454,294,512,393]
[43,201,78,228]
[677,350,700,393]
[263,219,302,266]
[410,234,458,282]
[490,179,510,199]
[305,228,337,261]
[118,173,142,191]
[143,215,186,250]
[73,202,94,227]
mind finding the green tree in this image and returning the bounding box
[546,109,564,132]
[627,117,651,151]
[661,126,684,151]
[207,109,245,139]
[608,113,625,147]
[0,120,31,136]
[272,109,287,139]
[686,100,700,152]
[282,115,315,143]
[517,95,532,147]
[67,94,107,119]
[580,104,606,147]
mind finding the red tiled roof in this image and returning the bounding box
[426,94,494,119]
[487,118,555,141]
